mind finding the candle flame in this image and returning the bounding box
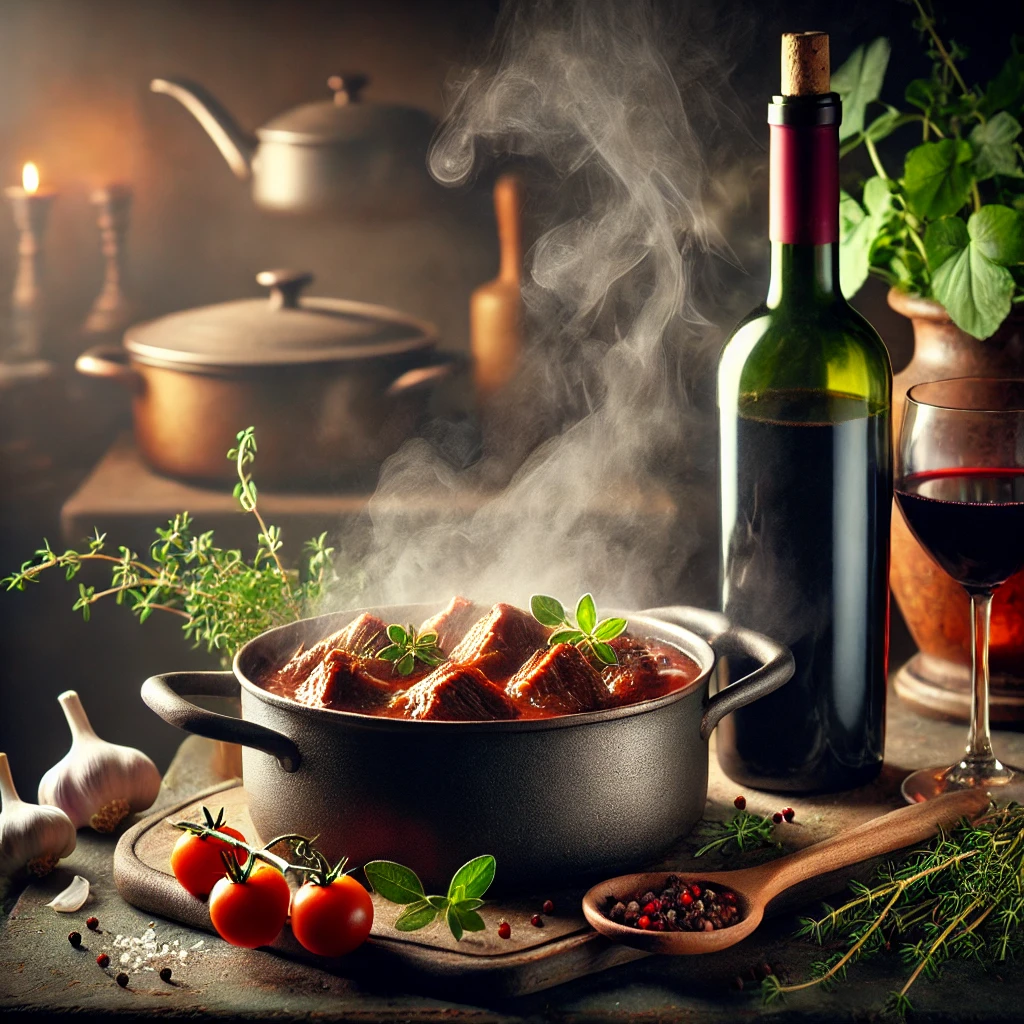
[22,162,39,194]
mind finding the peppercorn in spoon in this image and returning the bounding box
[582,788,990,955]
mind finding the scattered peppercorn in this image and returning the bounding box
[603,875,741,933]
[116,972,129,988]
[733,795,746,810]
[68,931,82,948]
[159,967,173,983]
[783,807,795,822]
[85,916,99,931]
[542,899,555,914]
[497,921,512,940]
[772,811,784,824]
[96,953,110,968]
[530,914,544,928]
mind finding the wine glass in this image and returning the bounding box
[896,377,1024,803]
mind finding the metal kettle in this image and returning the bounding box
[151,74,438,217]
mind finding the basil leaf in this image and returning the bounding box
[417,631,439,647]
[832,37,891,141]
[448,854,496,900]
[378,644,405,662]
[386,623,408,645]
[904,140,974,219]
[455,897,485,912]
[416,651,443,667]
[446,903,464,942]
[363,860,426,904]
[931,244,1015,340]
[970,113,1023,181]
[548,628,585,646]
[396,652,417,676]
[531,594,566,628]
[395,899,438,931]
[593,617,628,641]
[426,894,450,910]
[924,216,969,270]
[969,204,1024,266]
[575,593,597,635]
[592,641,618,666]
[455,907,486,933]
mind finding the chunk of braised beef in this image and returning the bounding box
[295,648,403,713]
[418,596,479,656]
[506,643,608,715]
[270,627,350,690]
[334,613,390,657]
[388,663,520,721]
[602,635,670,706]
[448,603,549,683]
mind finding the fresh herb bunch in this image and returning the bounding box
[377,624,445,676]
[3,427,341,664]
[530,593,627,666]
[835,1,1024,338]
[363,855,496,942]
[764,802,1024,1019]
[693,810,781,858]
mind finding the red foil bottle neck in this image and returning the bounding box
[769,122,839,245]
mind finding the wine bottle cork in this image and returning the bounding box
[781,32,830,95]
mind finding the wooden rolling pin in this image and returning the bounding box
[470,173,523,399]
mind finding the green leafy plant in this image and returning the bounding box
[363,855,496,941]
[530,593,627,666]
[835,1,1024,338]
[3,427,344,664]
[377,624,445,676]
[763,802,1024,1020]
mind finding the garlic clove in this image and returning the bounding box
[47,873,90,912]
[38,691,162,833]
[0,752,77,879]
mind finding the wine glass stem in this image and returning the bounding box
[965,589,995,765]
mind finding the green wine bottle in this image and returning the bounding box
[717,32,892,793]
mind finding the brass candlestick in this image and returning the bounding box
[82,184,134,338]
[4,168,56,361]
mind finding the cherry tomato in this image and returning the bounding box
[209,863,291,948]
[171,824,247,898]
[290,875,374,957]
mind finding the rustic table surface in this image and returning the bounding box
[2,683,1022,1023]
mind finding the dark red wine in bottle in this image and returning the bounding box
[716,33,893,793]
[896,469,1024,592]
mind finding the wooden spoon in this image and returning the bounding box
[582,788,990,954]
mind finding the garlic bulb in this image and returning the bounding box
[38,690,162,833]
[0,751,76,877]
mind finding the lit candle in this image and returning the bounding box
[4,162,57,359]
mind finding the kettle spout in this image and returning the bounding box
[151,77,256,180]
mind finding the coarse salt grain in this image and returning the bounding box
[120,953,131,965]
[190,939,204,949]
[179,950,188,960]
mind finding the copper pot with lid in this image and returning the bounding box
[76,269,461,489]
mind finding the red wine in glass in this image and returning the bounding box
[896,378,1024,803]
[896,468,1024,593]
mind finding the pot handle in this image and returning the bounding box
[641,606,795,741]
[75,345,144,394]
[387,352,468,397]
[141,670,302,773]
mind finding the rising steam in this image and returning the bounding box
[352,0,750,612]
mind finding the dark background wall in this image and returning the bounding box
[0,0,1017,794]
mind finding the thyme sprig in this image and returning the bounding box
[3,428,343,663]
[763,801,1021,1019]
[693,810,781,858]
[530,593,627,666]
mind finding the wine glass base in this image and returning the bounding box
[902,759,1024,803]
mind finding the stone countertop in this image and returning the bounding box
[2,692,1024,1023]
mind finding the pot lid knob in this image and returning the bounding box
[327,73,369,106]
[256,269,314,310]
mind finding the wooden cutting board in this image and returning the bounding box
[113,781,647,998]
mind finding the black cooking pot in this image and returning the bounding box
[142,604,793,892]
